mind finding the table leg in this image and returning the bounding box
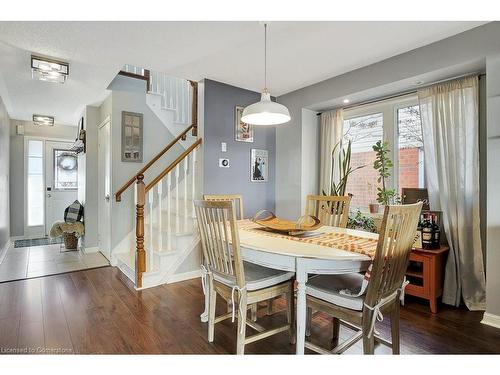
[295,261,308,355]
[200,271,209,322]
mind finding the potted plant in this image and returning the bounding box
[366,182,379,213]
[372,140,400,206]
[323,139,365,198]
[347,210,378,233]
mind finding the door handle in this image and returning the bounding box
[105,195,110,202]
[47,193,51,198]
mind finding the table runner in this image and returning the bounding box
[238,220,377,258]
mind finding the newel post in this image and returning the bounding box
[135,174,146,288]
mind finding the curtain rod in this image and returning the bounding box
[316,72,485,116]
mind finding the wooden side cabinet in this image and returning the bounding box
[405,246,449,313]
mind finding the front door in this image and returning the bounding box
[98,118,112,260]
[44,141,78,235]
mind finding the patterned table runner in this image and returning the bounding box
[238,220,377,258]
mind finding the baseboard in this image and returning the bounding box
[167,269,201,284]
[83,246,99,253]
[481,312,500,329]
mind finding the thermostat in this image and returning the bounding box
[219,158,230,168]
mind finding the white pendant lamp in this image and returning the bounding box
[241,23,291,126]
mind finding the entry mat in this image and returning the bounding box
[14,237,63,248]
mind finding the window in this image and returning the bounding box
[340,96,425,212]
[342,113,383,211]
[397,105,425,188]
[53,149,78,190]
[27,140,44,226]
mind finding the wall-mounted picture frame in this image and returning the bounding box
[251,149,268,182]
[121,111,143,162]
[235,106,254,143]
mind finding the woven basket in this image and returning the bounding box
[63,232,78,250]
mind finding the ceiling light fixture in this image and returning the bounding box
[241,23,290,126]
[33,114,55,126]
[31,55,69,84]
[343,99,350,104]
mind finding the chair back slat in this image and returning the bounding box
[195,200,245,287]
[305,195,351,228]
[364,203,423,307]
[204,194,245,220]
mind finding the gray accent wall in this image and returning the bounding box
[0,96,10,251]
[203,79,276,217]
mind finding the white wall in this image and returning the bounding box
[486,55,500,319]
[9,119,76,237]
[0,96,10,252]
[77,105,100,248]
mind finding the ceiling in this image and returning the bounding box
[0,21,487,126]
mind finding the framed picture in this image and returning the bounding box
[121,111,143,162]
[235,106,254,142]
[251,149,268,182]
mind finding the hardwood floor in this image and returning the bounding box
[0,266,499,354]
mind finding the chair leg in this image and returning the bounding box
[208,279,217,342]
[236,292,248,355]
[251,303,258,321]
[331,317,340,349]
[266,298,273,315]
[306,307,312,337]
[287,282,296,344]
[391,303,400,354]
[362,312,375,354]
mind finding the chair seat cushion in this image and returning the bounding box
[213,262,294,291]
[306,273,365,311]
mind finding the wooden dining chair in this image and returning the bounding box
[202,194,260,318]
[203,194,245,219]
[304,202,422,354]
[305,195,351,228]
[194,200,295,354]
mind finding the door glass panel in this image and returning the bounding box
[397,105,425,189]
[53,149,78,190]
[27,140,44,226]
[342,113,384,212]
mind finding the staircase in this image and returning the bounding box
[123,64,194,149]
[114,67,201,289]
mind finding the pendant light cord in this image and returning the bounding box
[264,23,267,92]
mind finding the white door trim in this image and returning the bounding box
[98,115,112,259]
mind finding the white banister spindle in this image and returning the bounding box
[191,147,197,218]
[148,190,154,271]
[183,156,189,230]
[166,173,172,251]
[175,164,180,234]
[134,183,138,205]
[157,179,163,252]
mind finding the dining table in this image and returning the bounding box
[199,220,377,355]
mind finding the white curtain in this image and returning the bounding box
[418,76,486,310]
[319,109,344,195]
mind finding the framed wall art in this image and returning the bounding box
[235,106,254,142]
[121,111,143,162]
[250,149,268,182]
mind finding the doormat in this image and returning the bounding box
[14,237,63,248]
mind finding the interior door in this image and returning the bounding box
[98,119,112,260]
[45,141,78,234]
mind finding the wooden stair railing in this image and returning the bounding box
[115,122,197,202]
[114,78,200,288]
